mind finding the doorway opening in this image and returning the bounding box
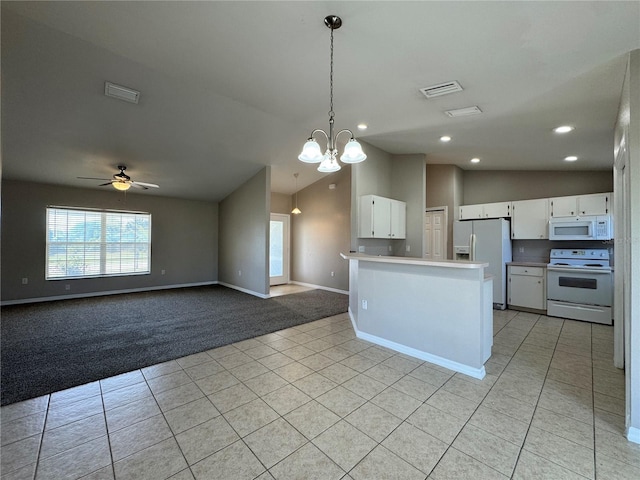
[269,213,290,286]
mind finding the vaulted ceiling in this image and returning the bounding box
[2,1,639,201]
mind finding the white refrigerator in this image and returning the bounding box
[453,218,512,309]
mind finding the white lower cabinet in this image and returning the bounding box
[508,265,546,311]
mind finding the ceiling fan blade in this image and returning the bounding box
[132,181,159,188]
[98,182,114,186]
[78,176,112,181]
[129,183,148,189]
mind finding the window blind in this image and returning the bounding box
[46,207,151,279]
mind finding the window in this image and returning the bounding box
[46,207,151,279]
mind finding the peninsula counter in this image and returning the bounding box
[341,253,493,379]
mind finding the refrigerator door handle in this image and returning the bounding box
[470,234,477,261]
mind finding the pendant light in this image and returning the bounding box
[298,15,367,173]
[291,173,302,215]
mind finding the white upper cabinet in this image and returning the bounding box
[550,193,611,217]
[481,201,511,219]
[389,199,406,239]
[359,195,406,239]
[459,202,511,220]
[459,204,483,220]
[511,198,550,239]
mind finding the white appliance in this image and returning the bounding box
[453,218,512,309]
[547,249,613,325]
[549,214,613,241]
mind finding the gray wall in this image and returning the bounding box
[391,154,426,257]
[270,192,292,215]
[1,180,218,302]
[218,167,270,296]
[426,164,464,259]
[463,170,613,204]
[291,167,351,292]
[351,143,425,257]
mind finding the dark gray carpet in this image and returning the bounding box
[0,285,348,405]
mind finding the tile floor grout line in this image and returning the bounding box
[30,393,51,480]
[144,363,196,480]
[506,313,563,479]
[98,380,118,480]
[590,322,598,479]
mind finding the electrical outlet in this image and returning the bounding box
[406,245,411,252]
[65,284,71,291]
[238,270,242,277]
[361,299,368,310]
[330,271,335,277]
[358,246,365,253]
[21,278,28,285]
[519,247,524,253]
[161,269,166,275]
[388,245,392,252]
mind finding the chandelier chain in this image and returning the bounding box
[329,24,334,121]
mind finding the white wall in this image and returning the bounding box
[614,49,640,444]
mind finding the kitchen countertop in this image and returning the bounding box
[507,261,548,268]
[341,253,489,269]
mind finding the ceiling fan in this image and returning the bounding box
[78,165,159,191]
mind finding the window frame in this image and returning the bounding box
[45,206,152,280]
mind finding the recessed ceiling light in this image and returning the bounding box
[440,136,451,142]
[564,156,578,162]
[470,158,480,163]
[554,125,574,134]
[357,123,368,130]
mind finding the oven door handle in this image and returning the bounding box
[547,267,612,275]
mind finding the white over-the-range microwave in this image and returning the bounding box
[549,214,613,241]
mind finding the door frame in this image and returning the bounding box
[269,213,290,286]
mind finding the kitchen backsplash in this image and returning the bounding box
[512,239,615,265]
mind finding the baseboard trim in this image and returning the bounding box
[218,282,269,299]
[347,306,485,380]
[627,426,640,444]
[290,281,348,296]
[1,281,219,306]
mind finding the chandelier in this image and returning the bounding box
[298,15,367,173]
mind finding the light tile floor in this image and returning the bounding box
[2,309,639,479]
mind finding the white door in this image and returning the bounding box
[424,210,446,260]
[269,213,290,286]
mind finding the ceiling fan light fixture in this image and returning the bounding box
[112,181,131,191]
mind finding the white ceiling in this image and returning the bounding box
[2,1,639,201]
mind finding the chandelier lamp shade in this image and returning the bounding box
[298,15,367,173]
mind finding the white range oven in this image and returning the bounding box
[547,249,613,325]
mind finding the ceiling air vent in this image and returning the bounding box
[104,81,140,104]
[419,81,463,99]
[444,106,483,117]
